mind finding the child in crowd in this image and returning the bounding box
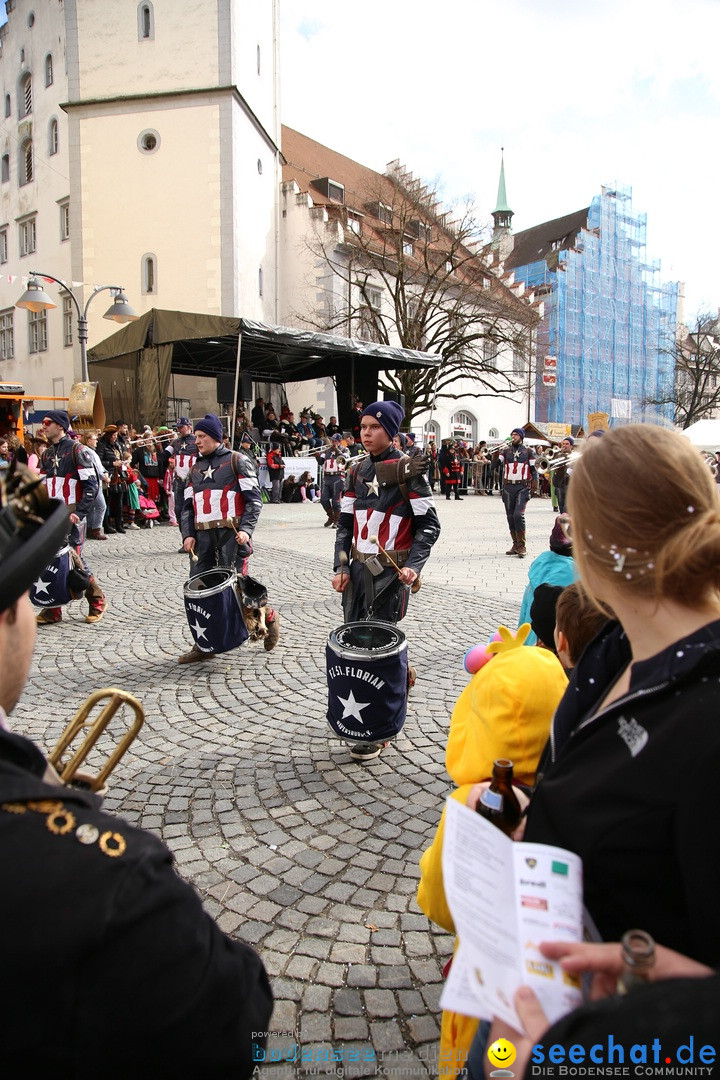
[553,582,609,670]
[417,625,567,1067]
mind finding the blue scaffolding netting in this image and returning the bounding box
[512,185,678,427]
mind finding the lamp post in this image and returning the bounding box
[16,273,138,382]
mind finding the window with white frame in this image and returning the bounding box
[138,2,154,40]
[0,228,7,263]
[62,295,72,346]
[1,155,8,183]
[18,216,36,256]
[402,236,414,257]
[45,53,53,86]
[60,201,69,240]
[483,332,497,368]
[49,117,58,155]
[346,211,362,236]
[0,309,14,360]
[20,139,32,184]
[21,74,31,117]
[327,180,344,204]
[28,308,47,353]
[359,287,383,342]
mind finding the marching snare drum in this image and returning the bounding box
[326,621,408,744]
[30,545,73,608]
[183,568,248,654]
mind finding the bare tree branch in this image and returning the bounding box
[292,170,539,425]
[643,314,720,428]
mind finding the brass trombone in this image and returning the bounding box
[49,688,145,793]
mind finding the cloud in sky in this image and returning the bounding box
[280,0,720,319]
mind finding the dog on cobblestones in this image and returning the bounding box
[236,575,269,642]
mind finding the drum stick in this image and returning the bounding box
[338,549,349,582]
[369,534,421,593]
[369,535,403,575]
[189,541,198,563]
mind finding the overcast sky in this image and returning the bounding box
[279,0,719,323]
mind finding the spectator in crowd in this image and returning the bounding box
[553,582,609,671]
[325,415,341,438]
[0,438,10,469]
[517,515,576,644]
[27,432,48,472]
[80,431,109,540]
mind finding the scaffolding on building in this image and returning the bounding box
[512,185,678,427]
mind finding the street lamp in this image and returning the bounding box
[16,272,139,382]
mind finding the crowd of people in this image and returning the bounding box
[2,406,719,1074]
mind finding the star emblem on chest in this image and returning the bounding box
[180,441,187,451]
[52,454,61,472]
[364,476,380,497]
[202,464,215,480]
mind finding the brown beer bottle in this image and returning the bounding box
[617,929,656,994]
[476,758,522,837]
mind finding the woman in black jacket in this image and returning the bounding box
[520,425,720,966]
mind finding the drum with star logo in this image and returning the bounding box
[29,545,73,608]
[183,568,248,654]
[326,621,408,743]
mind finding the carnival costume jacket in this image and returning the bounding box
[165,433,198,483]
[333,447,440,575]
[526,618,720,964]
[180,446,261,539]
[499,442,535,484]
[0,723,272,1078]
[40,436,98,516]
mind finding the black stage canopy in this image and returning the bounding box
[88,309,440,427]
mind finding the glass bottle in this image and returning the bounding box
[476,758,522,837]
[617,929,655,994]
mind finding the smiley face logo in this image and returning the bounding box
[488,1038,517,1071]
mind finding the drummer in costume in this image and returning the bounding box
[163,417,197,552]
[35,410,107,625]
[332,401,440,759]
[179,413,279,664]
[0,464,272,1075]
[500,425,536,559]
[320,432,346,528]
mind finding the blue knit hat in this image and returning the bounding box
[511,427,525,440]
[361,400,405,440]
[194,413,223,442]
[43,410,70,430]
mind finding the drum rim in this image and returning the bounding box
[184,566,236,599]
[328,619,407,661]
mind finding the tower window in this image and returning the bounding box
[1,155,8,183]
[142,253,157,294]
[45,53,53,86]
[4,95,10,118]
[19,216,37,256]
[20,74,32,117]
[138,129,160,154]
[20,139,33,185]
[49,118,59,155]
[60,201,69,240]
[138,2,155,40]
[258,267,263,298]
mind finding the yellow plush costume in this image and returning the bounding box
[417,625,568,1073]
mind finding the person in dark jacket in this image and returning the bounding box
[471,425,720,968]
[0,463,273,1078]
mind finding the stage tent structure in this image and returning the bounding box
[680,418,720,452]
[87,308,440,430]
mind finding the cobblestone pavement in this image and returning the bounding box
[18,491,560,1078]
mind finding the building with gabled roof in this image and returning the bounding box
[505,185,679,428]
[280,126,542,443]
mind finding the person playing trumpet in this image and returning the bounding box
[0,464,272,1076]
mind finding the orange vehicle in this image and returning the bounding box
[0,384,71,441]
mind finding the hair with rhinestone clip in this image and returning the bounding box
[567,424,720,615]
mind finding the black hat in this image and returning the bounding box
[0,464,70,613]
[530,584,564,649]
[43,410,70,430]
